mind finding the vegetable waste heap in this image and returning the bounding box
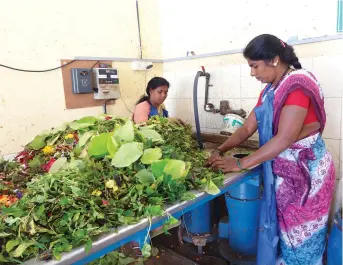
[0,115,223,263]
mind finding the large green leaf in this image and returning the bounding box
[107,136,119,158]
[69,117,97,131]
[146,205,163,216]
[77,131,95,147]
[49,157,67,173]
[29,134,49,150]
[6,239,20,253]
[139,129,164,143]
[141,243,151,258]
[163,160,191,179]
[87,133,110,158]
[203,180,220,195]
[46,134,61,146]
[12,241,35,257]
[85,239,92,254]
[151,160,168,177]
[68,159,85,170]
[76,116,97,124]
[111,142,143,168]
[50,123,67,134]
[2,207,24,217]
[113,120,134,144]
[69,122,94,131]
[135,169,155,184]
[0,232,11,238]
[141,148,162,164]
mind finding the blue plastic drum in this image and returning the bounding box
[327,208,342,265]
[183,201,212,234]
[225,177,262,256]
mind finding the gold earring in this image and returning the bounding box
[273,61,278,67]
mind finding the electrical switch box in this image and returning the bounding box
[92,68,120,100]
[131,61,153,71]
[71,68,93,94]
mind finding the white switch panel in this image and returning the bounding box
[131,61,152,71]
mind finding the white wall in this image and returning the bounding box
[159,0,338,59]
[0,0,163,155]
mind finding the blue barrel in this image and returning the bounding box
[225,177,262,256]
[327,208,342,265]
[184,202,212,234]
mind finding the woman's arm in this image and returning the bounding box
[240,105,307,169]
[133,102,150,124]
[217,111,258,152]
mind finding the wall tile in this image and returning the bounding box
[322,98,342,140]
[241,98,258,116]
[221,64,241,99]
[312,55,343,98]
[324,139,341,179]
[205,98,224,129]
[299,57,313,72]
[175,98,192,124]
[190,98,207,128]
[175,71,192,99]
[207,67,223,100]
[164,98,177,117]
[163,72,177,98]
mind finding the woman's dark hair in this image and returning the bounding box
[136,77,170,105]
[243,34,302,69]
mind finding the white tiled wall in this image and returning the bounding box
[163,51,343,178]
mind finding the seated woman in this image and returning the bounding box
[133,77,185,126]
[133,77,169,124]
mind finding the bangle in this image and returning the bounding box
[236,159,244,170]
[213,148,224,156]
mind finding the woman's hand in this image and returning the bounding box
[210,156,241,173]
[205,150,221,167]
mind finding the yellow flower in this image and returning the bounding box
[105,180,115,189]
[91,189,102,196]
[43,145,54,155]
[0,196,8,205]
[106,180,119,193]
[65,134,74,139]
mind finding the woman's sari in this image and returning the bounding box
[270,70,335,265]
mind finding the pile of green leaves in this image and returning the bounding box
[0,116,223,263]
[0,116,127,199]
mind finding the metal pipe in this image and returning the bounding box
[204,73,210,110]
[193,71,205,149]
[136,0,143,59]
[75,34,343,63]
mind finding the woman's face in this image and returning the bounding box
[247,59,278,84]
[149,85,169,106]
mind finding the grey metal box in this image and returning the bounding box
[71,68,93,94]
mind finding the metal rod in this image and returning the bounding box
[74,57,163,63]
[136,0,143,59]
[75,34,343,63]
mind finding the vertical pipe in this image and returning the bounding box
[204,73,211,109]
[136,0,143,59]
[337,0,343,32]
[193,71,204,149]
